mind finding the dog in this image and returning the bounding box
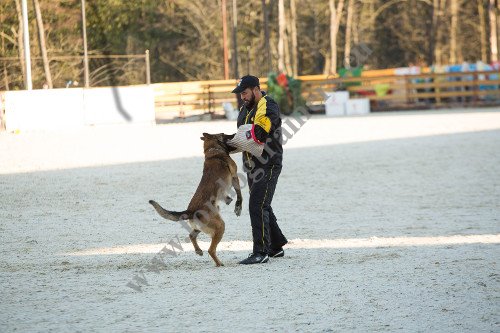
[149,133,242,267]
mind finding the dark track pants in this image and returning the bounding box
[247,164,287,254]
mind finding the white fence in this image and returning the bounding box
[2,85,155,131]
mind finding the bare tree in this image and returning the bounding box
[0,0,493,84]
[232,0,239,79]
[290,0,298,75]
[14,0,26,86]
[478,0,488,63]
[33,0,52,88]
[433,0,447,65]
[284,2,292,75]
[489,0,498,61]
[450,0,459,64]
[498,0,500,56]
[344,0,354,67]
[262,0,271,73]
[329,0,345,74]
[221,0,229,80]
[498,0,500,53]
[278,0,286,72]
[430,0,439,64]
[352,0,360,46]
[1,10,10,90]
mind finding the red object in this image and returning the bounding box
[251,124,264,144]
[277,73,288,87]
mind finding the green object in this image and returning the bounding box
[337,66,363,90]
[266,72,305,115]
[374,83,390,97]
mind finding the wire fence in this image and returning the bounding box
[0,51,150,90]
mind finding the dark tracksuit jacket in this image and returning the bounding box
[236,92,287,254]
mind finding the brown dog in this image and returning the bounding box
[149,133,242,267]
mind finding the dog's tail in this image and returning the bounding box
[149,200,191,221]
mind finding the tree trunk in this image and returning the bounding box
[478,0,488,63]
[278,0,286,73]
[497,0,500,57]
[489,0,498,62]
[14,0,26,86]
[290,0,298,76]
[33,0,52,88]
[262,0,271,73]
[352,0,359,46]
[344,0,354,68]
[284,2,292,75]
[231,0,239,78]
[221,0,229,79]
[497,0,500,56]
[434,0,446,65]
[450,0,458,64]
[429,0,439,64]
[355,0,374,65]
[329,0,345,74]
[1,10,9,90]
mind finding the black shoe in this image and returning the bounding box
[269,248,284,258]
[238,253,269,265]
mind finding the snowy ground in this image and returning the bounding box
[1,108,499,332]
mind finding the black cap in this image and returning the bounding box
[231,75,260,93]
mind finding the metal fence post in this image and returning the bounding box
[145,50,151,85]
[81,0,90,88]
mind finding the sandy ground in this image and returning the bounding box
[1,108,499,332]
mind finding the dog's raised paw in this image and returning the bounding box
[195,249,203,256]
[234,203,242,216]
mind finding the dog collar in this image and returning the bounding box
[206,147,227,154]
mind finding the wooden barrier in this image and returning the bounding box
[153,69,500,117]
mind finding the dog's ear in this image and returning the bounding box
[223,133,235,141]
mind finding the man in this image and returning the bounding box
[231,75,287,265]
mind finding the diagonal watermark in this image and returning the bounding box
[125,43,374,292]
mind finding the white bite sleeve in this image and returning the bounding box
[227,124,264,157]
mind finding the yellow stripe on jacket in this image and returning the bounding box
[254,97,272,133]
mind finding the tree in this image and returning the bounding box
[328,0,345,74]
[344,0,354,68]
[478,0,488,63]
[450,0,459,64]
[0,0,495,88]
[221,0,229,80]
[278,0,286,73]
[14,0,26,87]
[262,0,271,73]
[290,0,298,75]
[33,0,52,88]
[489,0,498,61]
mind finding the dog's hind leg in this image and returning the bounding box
[208,218,225,267]
[189,229,203,256]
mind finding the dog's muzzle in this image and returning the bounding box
[227,124,264,157]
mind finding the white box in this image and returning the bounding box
[346,98,370,115]
[325,91,349,116]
